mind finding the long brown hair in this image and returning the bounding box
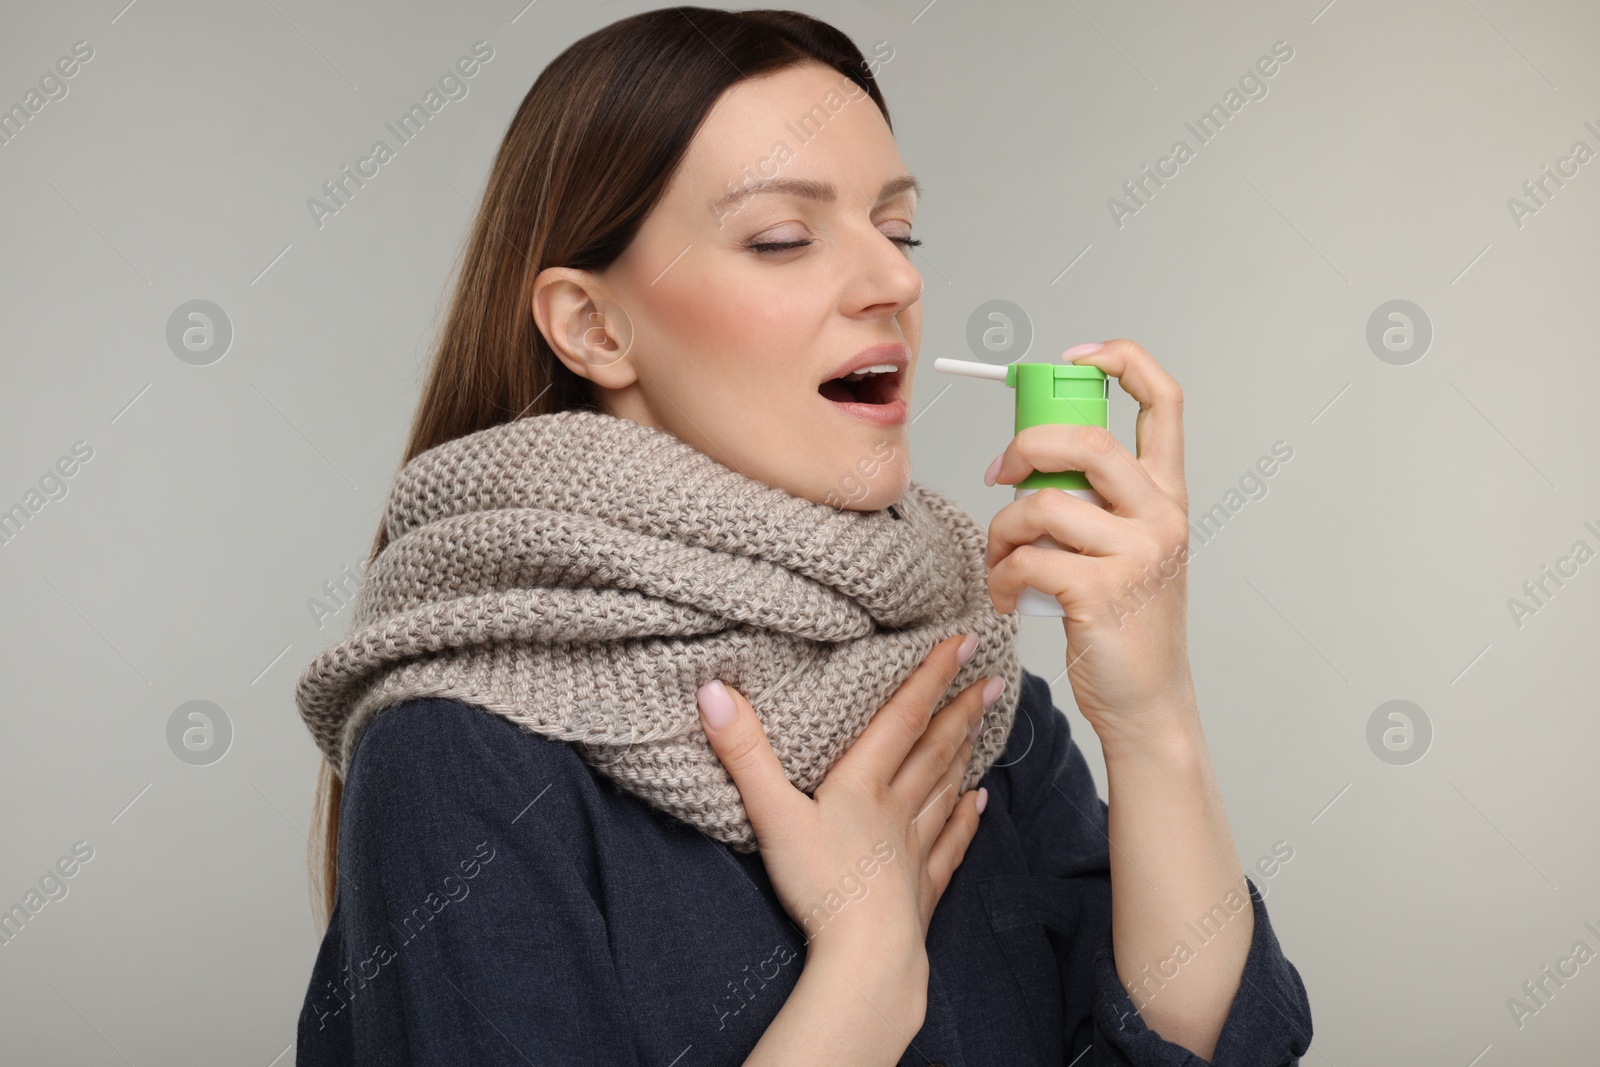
[308,6,893,928]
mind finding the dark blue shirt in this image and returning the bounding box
[297,668,1313,1065]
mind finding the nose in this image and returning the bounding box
[845,225,923,319]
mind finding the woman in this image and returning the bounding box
[293,8,1312,1065]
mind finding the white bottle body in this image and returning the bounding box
[1011,486,1107,617]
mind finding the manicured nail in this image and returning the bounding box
[955,632,978,665]
[983,454,1003,487]
[1064,342,1103,358]
[982,675,1005,706]
[697,679,735,730]
[975,786,989,814]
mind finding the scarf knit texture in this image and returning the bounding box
[295,408,1023,853]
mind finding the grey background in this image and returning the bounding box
[2,0,1596,1063]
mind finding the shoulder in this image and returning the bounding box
[307,702,646,1063]
[349,696,587,779]
[340,698,597,845]
[354,696,520,763]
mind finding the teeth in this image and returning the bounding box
[841,364,898,381]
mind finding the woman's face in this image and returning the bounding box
[534,61,924,511]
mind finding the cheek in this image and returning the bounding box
[652,270,819,395]
[660,246,795,320]
[652,268,788,355]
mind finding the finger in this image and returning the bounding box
[924,788,984,905]
[909,730,973,854]
[697,681,808,838]
[889,674,993,799]
[1063,339,1186,498]
[983,487,1132,571]
[987,540,1101,616]
[829,634,972,789]
[990,422,1166,520]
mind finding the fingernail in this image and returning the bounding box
[956,632,978,665]
[1064,342,1103,358]
[982,675,1005,706]
[976,786,989,814]
[968,717,983,743]
[983,454,1003,487]
[697,679,735,730]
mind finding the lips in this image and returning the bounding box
[818,363,909,427]
[818,342,910,408]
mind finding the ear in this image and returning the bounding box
[530,266,637,390]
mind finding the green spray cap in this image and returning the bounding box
[932,359,1109,490]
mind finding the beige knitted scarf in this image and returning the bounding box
[295,408,1022,852]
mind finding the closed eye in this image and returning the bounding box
[747,235,923,254]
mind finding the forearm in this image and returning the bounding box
[745,941,927,1067]
[1099,693,1251,1061]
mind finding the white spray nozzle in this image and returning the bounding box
[932,358,1009,382]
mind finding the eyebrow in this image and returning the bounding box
[713,174,921,208]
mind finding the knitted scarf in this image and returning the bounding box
[295,408,1023,853]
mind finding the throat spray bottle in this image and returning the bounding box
[933,359,1109,618]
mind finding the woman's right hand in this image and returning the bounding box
[695,633,1003,966]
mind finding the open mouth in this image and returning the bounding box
[818,366,903,406]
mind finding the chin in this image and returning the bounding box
[822,457,910,513]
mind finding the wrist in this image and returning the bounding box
[805,933,928,1025]
[1092,689,1205,766]
[751,931,927,1066]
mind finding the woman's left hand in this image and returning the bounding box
[983,338,1196,746]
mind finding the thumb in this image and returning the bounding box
[696,680,804,835]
